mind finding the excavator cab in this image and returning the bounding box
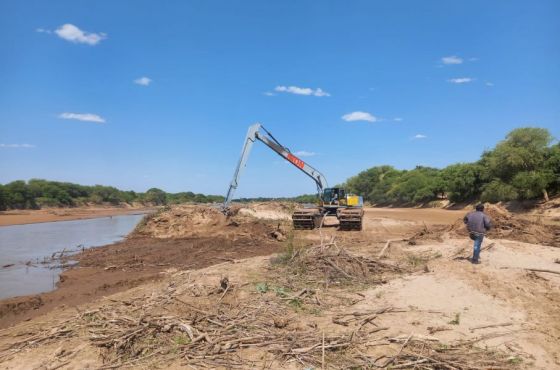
[295,186,362,229]
[322,188,346,206]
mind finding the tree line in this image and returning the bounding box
[342,127,559,205]
[0,180,224,210]
[1,127,557,210]
[234,194,319,204]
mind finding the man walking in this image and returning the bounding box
[463,204,492,264]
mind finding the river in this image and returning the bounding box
[0,214,145,300]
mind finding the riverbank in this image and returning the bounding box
[1,203,558,368]
[0,206,158,226]
[0,206,285,329]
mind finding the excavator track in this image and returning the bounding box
[292,208,322,230]
[337,207,364,230]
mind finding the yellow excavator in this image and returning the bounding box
[223,123,364,230]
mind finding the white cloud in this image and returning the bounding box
[485,82,494,87]
[441,56,463,65]
[263,92,275,96]
[413,134,427,139]
[0,143,36,148]
[58,112,106,123]
[134,76,152,86]
[393,117,403,122]
[294,150,316,157]
[448,77,473,84]
[341,111,377,123]
[54,24,106,45]
[274,85,330,97]
[312,88,330,97]
[36,28,51,34]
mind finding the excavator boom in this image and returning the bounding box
[223,123,363,230]
[223,123,327,209]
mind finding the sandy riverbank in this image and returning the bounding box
[0,206,158,226]
[1,203,558,368]
[0,205,286,329]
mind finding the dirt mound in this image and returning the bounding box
[136,205,229,238]
[534,196,560,219]
[450,204,559,246]
[135,204,291,242]
[237,201,293,220]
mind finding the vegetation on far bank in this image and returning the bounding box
[0,181,224,210]
[1,127,557,211]
[342,127,559,205]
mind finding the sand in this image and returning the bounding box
[0,206,157,226]
[1,202,559,368]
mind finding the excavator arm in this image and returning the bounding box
[223,123,328,210]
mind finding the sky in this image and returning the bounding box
[0,1,559,198]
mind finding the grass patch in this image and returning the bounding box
[406,251,442,268]
[508,356,523,365]
[270,231,306,266]
[255,282,269,294]
[448,312,461,325]
[173,335,190,346]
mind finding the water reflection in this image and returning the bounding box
[0,214,145,299]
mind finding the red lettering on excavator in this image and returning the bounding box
[287,153,305,169]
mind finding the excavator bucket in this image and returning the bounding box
[337,208,364,230]
[292,208,322,230]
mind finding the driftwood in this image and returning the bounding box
[500,267,560,276]
[0,235,523,370]
[525,268,560,276]
[470,322,513,331]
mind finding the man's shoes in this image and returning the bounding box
[471,259,481,264]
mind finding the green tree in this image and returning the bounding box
[4,180,35,209]
[482,127,555,200]
[345,165,403,204]
[28,179,74,207]
[484,127,553,180]
[386,167,440,204]
[441,163,484,202]
[511,171,555,200]
[544,143,560,195]
[144,188,167,205]
[91,185,122,204]
[480,180,518,203]
[0,184,7,211]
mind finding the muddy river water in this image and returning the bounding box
[0,214,145,299]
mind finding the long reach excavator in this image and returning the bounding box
[223,123,364,230]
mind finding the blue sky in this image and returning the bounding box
[1,1,559,197]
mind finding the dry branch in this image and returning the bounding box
[470,322,513,331]
[525,268,560,276]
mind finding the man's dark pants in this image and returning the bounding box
[472,234,484,262]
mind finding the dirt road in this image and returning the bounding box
[1,203,558,369]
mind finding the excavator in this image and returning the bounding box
[223,123,364,230]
